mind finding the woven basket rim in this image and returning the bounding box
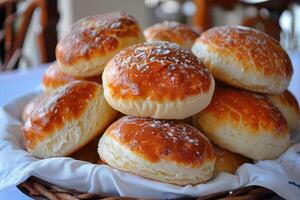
[17,176,282,200]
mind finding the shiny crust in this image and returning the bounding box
[267,90,300,131]
[103,41,213,101]
[56,12,144,76]
[23,81,117,158]
[204,88,287,134]
[42,62,101,91]
[193,87,290,160]
[103,116,215,165]
[23,81,98,149]
[102,41,215,119]
[98,116,215,185]
[144,21,199,49]
[192,26,293,94]
[22,94,47,122]
[214,145,251,174]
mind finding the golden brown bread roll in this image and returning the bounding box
[267,90,300,132]
[192,26,293,94]
[144,21,199,49]
[102,41,215,119]
[23,81,117,158]
[214,145,251,174]
[22,94,46,122]
[42,62,101,92]
[193,87,290,160]
[98,116,215,185]
[56,12,145,77]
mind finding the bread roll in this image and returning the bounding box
[22,94,46,122]
[267,90,300,132]
[144,21,199,49]
[214,145,251,174]
[42,62,101,92]
[102,41,215,119]
[98,116,215,185]
[193,87,290,160]
[56,12,144,77]
[23,81,117,158]
[192,26,293,94]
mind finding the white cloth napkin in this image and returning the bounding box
[0,90,300,199]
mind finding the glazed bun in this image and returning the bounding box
[22,94,46,122]
[56,12,144,77]
[267,90,300,132]
[192,26,293,94]
[144,21,199,49]
[42,62,101,92]
[23,81,117,158]
[98,116,215,185]
[102,41,215,119]
[214,145,251,174]
[193,87,290,160]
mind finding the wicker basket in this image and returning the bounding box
[17,176,283,200]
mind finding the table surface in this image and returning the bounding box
[0,52,299,199]
[0,66,46,200]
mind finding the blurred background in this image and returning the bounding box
[1,0,300,71]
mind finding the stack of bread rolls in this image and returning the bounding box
[22,12,300,187]
[100,40,216,185]
[22,12,144,161]
[192,26,299,161]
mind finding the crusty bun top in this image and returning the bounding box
[196,26,292,84]
[205,88,288,137]
[103,41,213,102]
[23,81,99,149]
[56,12,142,67]
[42,62,101,90]
[144,21,199,49]
[104,116,215,166]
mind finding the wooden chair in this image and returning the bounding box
[193,0,293,41]
[0,0,59,71]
